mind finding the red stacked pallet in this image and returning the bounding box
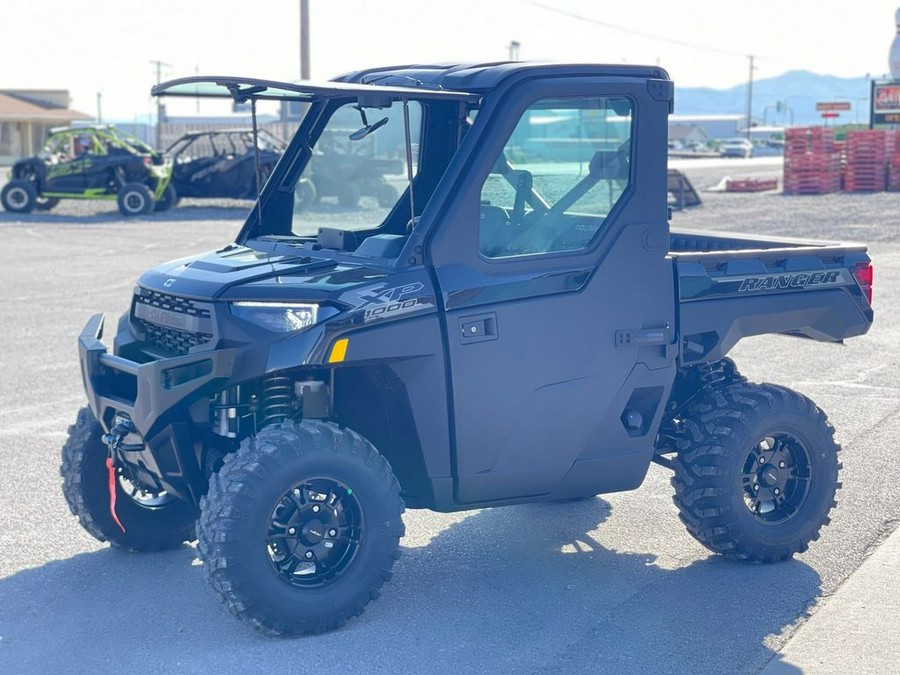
[844,130,887,192]
[889,155,900,191]
[886,130,900,191]
[783,127,841,195]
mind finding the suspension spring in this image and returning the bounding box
[262,375,293,426]
[695,357,744,390]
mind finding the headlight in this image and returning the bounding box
[230,301,318,333]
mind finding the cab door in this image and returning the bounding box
[428,79,676,504]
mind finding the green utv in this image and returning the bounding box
[1,125,175,216]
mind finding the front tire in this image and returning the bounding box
[672,382,840,562]
[60,407,197,551]
[197,421,405,635]
[117,182,154,216]
[1,179,37,213]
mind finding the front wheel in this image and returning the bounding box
[1,179,37,213]
[117,182,154,216]
[60,407,197,551]
[672,382,840,562]
[197,421,405,635]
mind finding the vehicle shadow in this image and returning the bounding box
[0,499,811,674]
[0,202,252,225]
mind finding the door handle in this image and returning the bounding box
[460,312,498,344]
[615,325,670,348]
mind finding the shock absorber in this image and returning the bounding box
[262,375,293,426]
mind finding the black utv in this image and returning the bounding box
[166,128,284,200]
[65,65,874,636]
[2,125,175,216]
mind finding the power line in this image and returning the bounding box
[523,0,750,59]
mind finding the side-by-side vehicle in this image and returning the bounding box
[63,63,873,635]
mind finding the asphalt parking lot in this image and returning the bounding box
[0,162,897,674]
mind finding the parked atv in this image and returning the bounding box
[65,66,873,637]
[306,129,403,207]
[166,129,284,200]
[1,125,174,216]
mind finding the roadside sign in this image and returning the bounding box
[821,112,840,119]
[816,101,851,112]
[872,83,900,125]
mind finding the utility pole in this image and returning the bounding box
[96,92,102,124]
[745,55,755,141]
[283,0,311,141]
[300,0,310,80]
[150,59,172,150]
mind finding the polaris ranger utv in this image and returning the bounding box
[64,64,874,636]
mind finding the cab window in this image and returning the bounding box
[478,97,633,259]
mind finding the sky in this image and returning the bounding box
[1,0,899,121]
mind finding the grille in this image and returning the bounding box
[133,288,214,356]
[134,289,211,318]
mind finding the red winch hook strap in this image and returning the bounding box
[105,457,126,533]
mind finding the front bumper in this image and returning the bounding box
[79,313,237,502]
[80,313,237,437]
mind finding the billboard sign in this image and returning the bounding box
[873,83,900,124]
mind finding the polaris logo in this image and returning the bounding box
[738,270,841,293]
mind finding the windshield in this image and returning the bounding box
[289,100,421,236]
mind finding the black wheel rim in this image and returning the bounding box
[266,478,363,588]
[117,471,178,508]
[740,433,812,524]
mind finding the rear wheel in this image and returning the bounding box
[154,184,178,212]
[60,407,197,551]
[1,179,37,213]
[117,182,154,216]
[35,196,60,211]
[197,421,405,635]
[374,181,399,207]
[337,180,360,207]
[672,382,840,562]
[293,178,317,211]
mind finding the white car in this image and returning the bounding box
[719,138,754,158]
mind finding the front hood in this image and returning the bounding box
[138,244,392,303]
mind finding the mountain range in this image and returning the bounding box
[676,70,874,127]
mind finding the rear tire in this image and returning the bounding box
[117,182,154,216]
[337,180,360,207]
[1,179,37,213]
[197,421,405,635]
[293,178,317,211]
[154,184,178,212]
[672,382,840,562]
[60,407,197,551]
[35,196,60,211]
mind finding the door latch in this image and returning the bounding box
[615,325,670,348]
[460,313,498,344]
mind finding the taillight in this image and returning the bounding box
[143,157,152,166]
[852,263,873,304]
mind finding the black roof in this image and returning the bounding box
[153,63,671,104]
[336,61,671,92]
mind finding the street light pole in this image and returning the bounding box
[745,55,755,140]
